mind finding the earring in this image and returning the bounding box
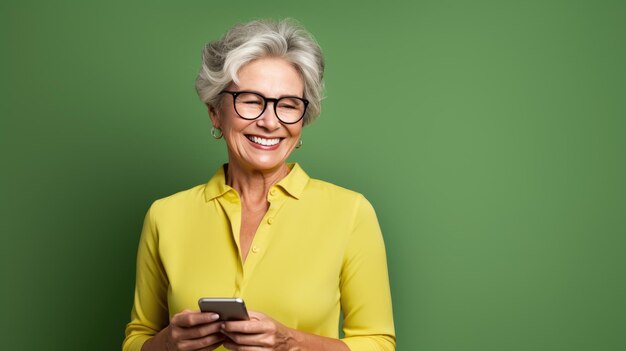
[211,127,223,139]
[296,139,303,149]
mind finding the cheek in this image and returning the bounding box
[219,114,243,133]
[287,124,303,138]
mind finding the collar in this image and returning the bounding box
[203,163,309,202]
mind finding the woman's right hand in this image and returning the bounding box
[142,309,225,351]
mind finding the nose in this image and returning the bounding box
[256,101,281,131]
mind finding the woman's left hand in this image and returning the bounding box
[220,311,297,350]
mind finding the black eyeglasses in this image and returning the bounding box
[220,90,309,124]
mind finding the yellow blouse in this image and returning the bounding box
[123,163,395,351]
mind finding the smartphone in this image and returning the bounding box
[198,297,249,321]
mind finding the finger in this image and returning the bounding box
[220,330,268,347]
[221,320,270,334]
[221,320,275,348]
[177,332,225,351]
[172,311,220,328]
[172,320,223,341]
[246,311,266,321]
[223,339,266,351]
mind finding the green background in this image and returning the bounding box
[2,0,625,350]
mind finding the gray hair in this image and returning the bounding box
[195,19,325,126]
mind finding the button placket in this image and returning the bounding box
[215,190,245,297]
[241,194,287,279]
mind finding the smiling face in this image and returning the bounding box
[210,57,305,174]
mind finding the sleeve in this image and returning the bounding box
[340,195,396,351]
[122,204,170,351]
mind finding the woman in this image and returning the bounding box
[123,19,395,351]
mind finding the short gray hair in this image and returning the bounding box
[195,19,325,126]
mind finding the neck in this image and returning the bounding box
[226,162,290,206]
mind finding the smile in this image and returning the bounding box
[246,135,282,146]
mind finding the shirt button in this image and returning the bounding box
[251,246,260,253]
[270,189,277,196]
[267,217,274,225]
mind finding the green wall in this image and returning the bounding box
[2,0,625,350]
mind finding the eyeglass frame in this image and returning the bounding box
[220,90,309,124]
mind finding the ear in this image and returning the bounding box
[208,104,221,128]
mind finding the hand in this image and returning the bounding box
[160,309,225,351]
[220,311,295,351]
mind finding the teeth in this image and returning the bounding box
[248,136,280,146]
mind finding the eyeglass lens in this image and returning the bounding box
[234,92,306,123]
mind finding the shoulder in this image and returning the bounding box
[306,177,361,199]
[149,183,208,215]
[303,177,377,217]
